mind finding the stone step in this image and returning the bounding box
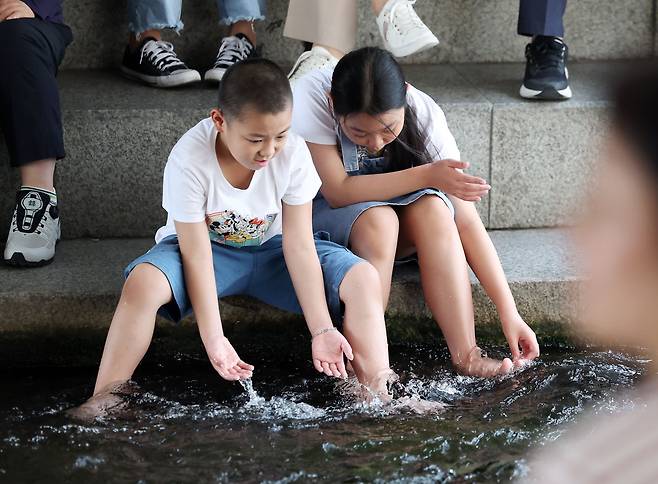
[60,0,656,70]
[0,228,578,366]
[0,61,616,238]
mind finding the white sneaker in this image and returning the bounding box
[288,46,339,85]
[4,187,60,267]
[376,0,439,58]
[204,33,255,83]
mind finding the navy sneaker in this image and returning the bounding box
[121,37,201,88]
[520,36,572,100]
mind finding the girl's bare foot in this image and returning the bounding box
[454,346,513,377]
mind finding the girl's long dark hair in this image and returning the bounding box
[330,47,434,171]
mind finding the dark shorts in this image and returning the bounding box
[0,18,73,167]
[124,234,365,323]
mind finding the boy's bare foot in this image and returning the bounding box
[454,346,514,377]
[67,382,135,422]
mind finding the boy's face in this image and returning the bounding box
[211,105,292,171]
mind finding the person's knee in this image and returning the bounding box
[409,196,456,233]
[121,263,171,308]
[350,206,399,258]
[0,20,36,58]
[340,261,383,306]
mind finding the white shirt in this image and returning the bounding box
[155,117,321,247]
[290,67,460,162]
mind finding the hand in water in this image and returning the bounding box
[501,312,540,366]
[205,335,254,381]
[312,330,353,379]
[429,159,491,202]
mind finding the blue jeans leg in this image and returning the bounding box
[127,0,183,34]
[517,0,567,37]
[217,0,266,25]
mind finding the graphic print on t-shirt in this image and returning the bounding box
[206,210,277,247]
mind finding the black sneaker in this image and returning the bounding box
[121,37,201,88]
[520,36,572,100]
[204,33,255,83]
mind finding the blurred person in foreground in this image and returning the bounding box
[525,62,658,483]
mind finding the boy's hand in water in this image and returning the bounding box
[501,312,540,365]
[205,335,254,381]
[312,329,353,378]
[429,159,491,202]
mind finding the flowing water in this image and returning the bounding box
[0,344,649,483]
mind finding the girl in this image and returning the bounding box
[292,47,540,377]
[82,58,391,413]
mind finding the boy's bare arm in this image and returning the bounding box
[175,220,254,380]
[281,201,353,378]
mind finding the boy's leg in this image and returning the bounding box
[94,263,173,395]
[204,0,265,82]
[397,195,513,377]
[248,236,391,393]
[122,0,200,87]
[0,19,71,266]
[338,262,391,394]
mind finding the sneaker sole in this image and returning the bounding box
[4,252,55,268]
[519,84,573,100]
[120,66,201,88]
[386,35,439,58]
[204,70,225,83]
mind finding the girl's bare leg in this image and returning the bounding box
[348,206,399,309]
[397,196,513,377]
[339,262,391,395]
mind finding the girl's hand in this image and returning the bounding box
[501,312,540,364]
[312,328,354,378]
[205,335,254,381]
[428,159,491,202]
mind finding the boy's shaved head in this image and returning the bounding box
[218,58,292,119]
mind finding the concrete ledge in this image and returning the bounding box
[0,229,578,366]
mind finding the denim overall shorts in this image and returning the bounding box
[312,127,454,247]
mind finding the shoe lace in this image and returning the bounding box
[214,36,252,67]
[528,39,566,70]
[389,0,425,32]
[139,40,186,70]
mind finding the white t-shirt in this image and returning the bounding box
[291,67,461,162]
[155,117,321,247]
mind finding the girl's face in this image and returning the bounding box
[578,130,658,352]
[211,105,292,171]
[338,108,405,154]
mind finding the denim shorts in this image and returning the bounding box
[124,234,364,323]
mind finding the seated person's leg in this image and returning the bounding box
[284,0,354,84]
[248,236,391,396]
[122,0,201,87]
[518,0,572,100]
[204,0,265,82]
[0,19,71,267]
[373,0,439,58]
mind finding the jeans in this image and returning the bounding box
[127,0,266,34]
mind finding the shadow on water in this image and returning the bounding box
[0,344,650,483]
